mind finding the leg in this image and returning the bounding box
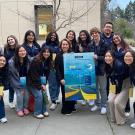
[9,86,14,103]
[108,93,116,122]
[0,97,5,119]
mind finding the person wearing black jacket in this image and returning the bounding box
[90,27,108,114]
[0,55,8,123]
[105,50,130,125]
[124,50,135,129]
[55,38,76,115]
[28,47,52,119]
[42,32,60,110]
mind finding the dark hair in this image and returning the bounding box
[46,32,59,45]
[90,27,100,35]
[66,30,77,47]
[35,47,52,68]
[112,33,129,50]
[4,35,19,49]
[78,30,91,45]
[124,49,135,70]
[105,50,115,75]
[13,46,29,71]
[104,21,113,28]
[23,30,37,44]
[59,38,72,53]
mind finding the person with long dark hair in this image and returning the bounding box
[55,38,76,115]
[124,50,135,129]
[42,32,60,110]
[22,30,40,59]
[8,46,30,117]
[28,47,52,118]
[66,30,77,52]
[112,33,130,116]
[105,50,130,125]
[4,35,19,109]
[0,55,8,123]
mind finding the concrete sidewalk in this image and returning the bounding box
[0,91,135,135]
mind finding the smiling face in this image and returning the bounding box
[124,51,134,65]
[43,49,50,59]
[113,35,121,46]
[7,37,16,48]
[103,23,113,35]
[91,31,100,41]
[26,32,35,42]
[80,32,87,41]
[61,40,70,53]
[67,31,75,41]
[51,33,57,42]
[105,52,114,65]
[0,56,6,68]
[18,47,27,58]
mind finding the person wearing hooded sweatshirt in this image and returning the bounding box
[42,32,60,110]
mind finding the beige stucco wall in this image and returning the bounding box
[0,0,101,46]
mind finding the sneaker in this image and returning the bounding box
[65,113,72,116]
[23,109,30,115]
[50,103,57,110]
[91,105,99,112]
[88,100,95,106]
[17,111,24,117]
[100,107,107,115]
[34,114,44,119]
[81,100,86,106]
[9,102,15,109]
[125,112,130,117]
[0,117,7,123]
[44,112,49,117]
[72,108,77,113]
[130,123,135,129]
[56,100,60,104]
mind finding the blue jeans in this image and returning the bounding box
[14,88,29,112]
[30,87,46,115]
[9,86,14,103]
[95,75,107,108]
[0,97,5,119]
[48,69,60,103]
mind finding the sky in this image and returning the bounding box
[109,0,135,9]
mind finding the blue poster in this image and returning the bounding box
[64,53,97,101]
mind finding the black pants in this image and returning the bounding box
[133,101,135,118]
[61,85,76,114]
[125,98,130,112]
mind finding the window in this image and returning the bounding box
[35,5,53,40]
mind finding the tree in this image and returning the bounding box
[113,18,133,38]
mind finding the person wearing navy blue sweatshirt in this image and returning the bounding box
[4,35,19,109]
[9,46,31,117]
[105,50,130,125]
[42,32,60,110]
[0,55,8,123]
[124,50,135,129]
[22,30,40,59]
[89,27,108,114]
[28,47,52,119]
[112,33,131,116]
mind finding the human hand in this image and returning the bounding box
[60,79,65,85]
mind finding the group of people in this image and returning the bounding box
[0,22,135,129]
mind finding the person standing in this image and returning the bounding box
[4,35,19,109]
[42,32,60,110]
[89,27,108,114]
[0,55,8,123]
[28,47,52,118]
[22,30,40,59]
[55,38,76,115]
[9,46,30,116]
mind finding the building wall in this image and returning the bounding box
[0,0,102,46]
